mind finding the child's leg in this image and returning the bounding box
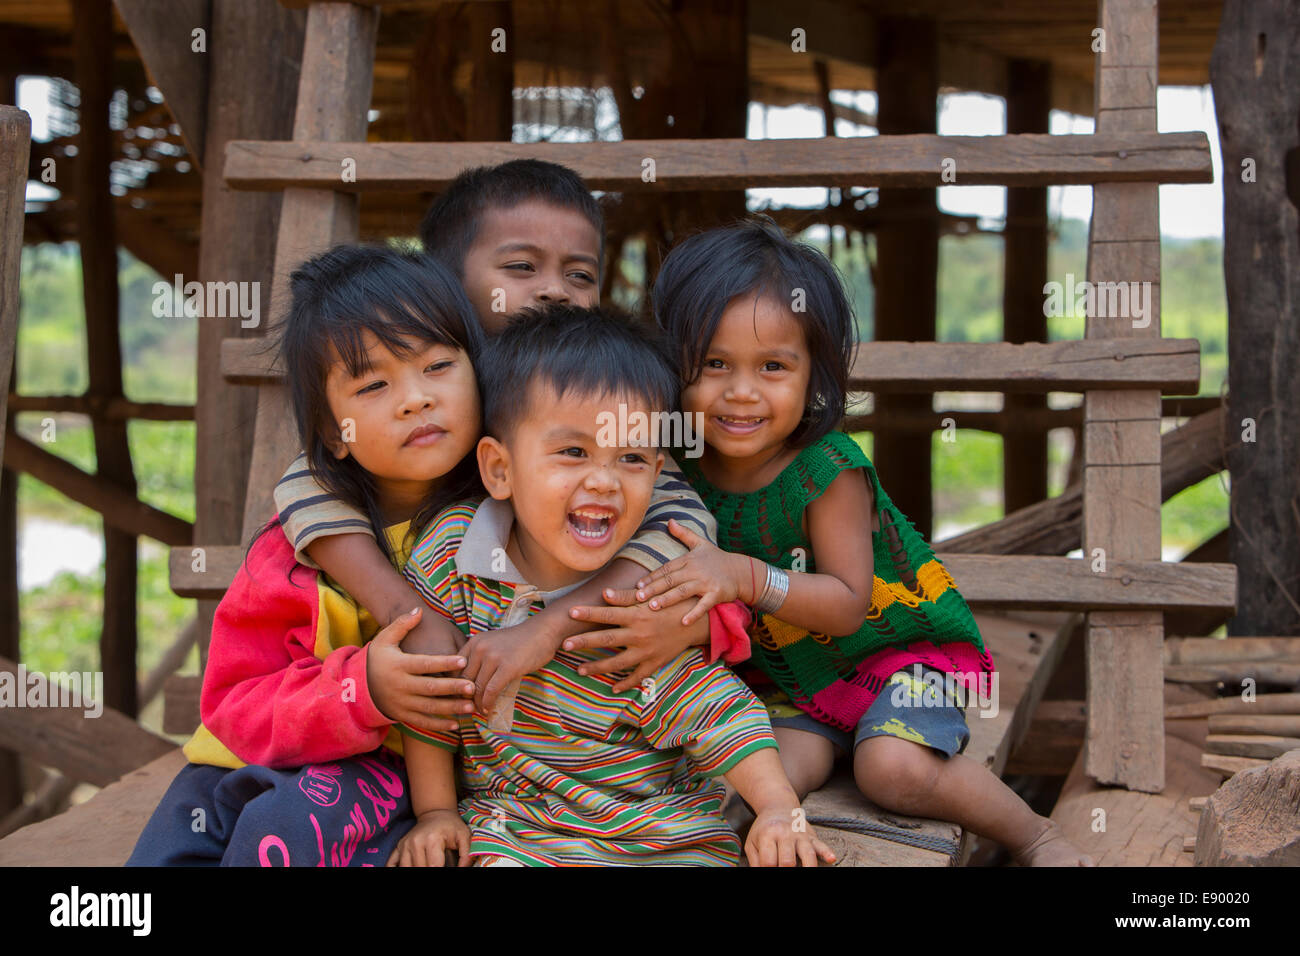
[852,736,1090,865]
[851,667,1091,866]
[126,763,235,866]
[222,748,416,867]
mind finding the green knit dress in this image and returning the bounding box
[679,430,995,732]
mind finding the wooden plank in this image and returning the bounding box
[1082,0,1165,793]
[1213,1,1300,639]
[74,0,139,718]
[1051,683,1222,865]
[1208,715,1300,737]
[1204,734,1300,759]
[3,434,193,546]
[1166,637,1300,665]
[0,749,186,866]
[6,394,194,420]
[192,0,306,667]
[1201,753,1269,777]
[238,2,376,542]
[0,106,28,471]
[0,656,176,789]
[1165,662,1300,685]
[1006,699,1086,776]
[171,544,1238,611]
[222,335,1201,392]
[222,131,1215,192]
[114,0,211,166]
[162,674,201,735]
[1167,693,1300,719]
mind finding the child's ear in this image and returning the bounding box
[652,450,664,482]
[476,435,512,500]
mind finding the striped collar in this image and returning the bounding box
[457,496,595,603]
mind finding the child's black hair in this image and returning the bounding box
[277,243,486,560]
[418,158,604,278]
[651,216,854,448]
[477,304,678,442]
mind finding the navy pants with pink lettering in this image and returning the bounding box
[126,748,415,867]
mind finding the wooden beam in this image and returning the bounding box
[1003,58,1051,513]
[192,0,305,668]
[222,132,1215,192]
[3,434,193,546]
[114,0,211,167]
[1083,0,1164,792]
[74,0,140,719]
[938,406,1227,555]
[1165,636,1300,666]
[238,3,376,543]
[6,394,194,420]
[1213,2,1300,638]
[0,106,28,472]
[1167,693,1300,719]
[1005,699,1086,776]
[0,655,176,788]
[873,16,938,542]
[843,396,1222,436]
[169,540,1235,613]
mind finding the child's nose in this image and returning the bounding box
[534,276,571,305]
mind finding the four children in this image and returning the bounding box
[130,157,1090,867]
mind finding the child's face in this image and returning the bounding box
[324,331,481,515]
[477,384,663,589]
[460,200,602,334]
[681,292,812,463]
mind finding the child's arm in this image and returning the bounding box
[462,456,721,710]
[634,469,875,637]
[637,648,833,867]
[386,736,470,867]
[200,532,465,767]
[725,748,835,867]
[274,454,475,733]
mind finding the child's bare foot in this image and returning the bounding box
[1012,817,1095,867]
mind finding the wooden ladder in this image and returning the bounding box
[166,0,1234,861]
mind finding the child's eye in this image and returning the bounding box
[704,358,727,370]
[356,380,385,395]
[558,446,586,458]
[567,270,595,285]
[425,360,454,374]
[505,261,535,273]
[621,452,649,465]
[763,361,785,372]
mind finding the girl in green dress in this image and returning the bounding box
[638,217,1092,866]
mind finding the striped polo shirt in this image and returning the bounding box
[399,498,778,866]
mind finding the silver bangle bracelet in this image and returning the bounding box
[754,563,789,614]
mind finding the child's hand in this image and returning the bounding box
[745,809,836,867]
[563,593,710,693]
[367,608,476,734]
[632,519,753,626]
[461,614,563,715]
[386,809,472,867]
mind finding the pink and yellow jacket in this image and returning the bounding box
[182,522,407,770]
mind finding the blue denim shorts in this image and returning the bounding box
[768,666,971,759]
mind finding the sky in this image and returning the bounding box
[21,77,1223,240]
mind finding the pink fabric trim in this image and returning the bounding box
[799,641,997,733]
[707,601,753,664]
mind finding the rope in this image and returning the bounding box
[806,814,963,863]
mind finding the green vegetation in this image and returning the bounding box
[14,222,1229,688]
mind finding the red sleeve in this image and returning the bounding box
[200,523,391,768]
[707,600,752,664]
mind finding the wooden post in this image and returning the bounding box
[0,103,31,818]
[239,2,377,540]
[1083,0,1165,792]
[192,0,305,664]
[465,1,513,142]
[72,0,139,718]
[1212,0,1300,638]
[874,16,938,540]
[1002,59,1051,512]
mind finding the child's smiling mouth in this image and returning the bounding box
[714,415,766,435]
[568,505,617,547]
